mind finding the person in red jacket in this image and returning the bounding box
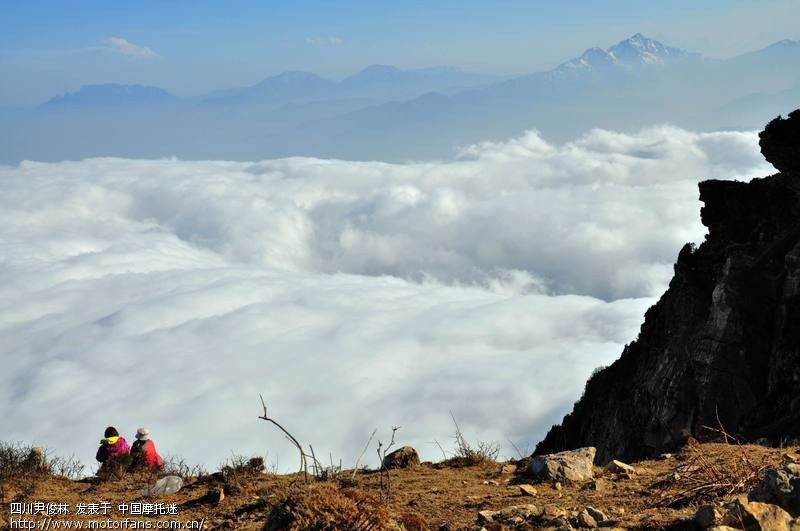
[96,426,130,463]
[131,428,164,469]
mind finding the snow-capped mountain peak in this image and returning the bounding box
[555,47,620,72]
[608,33,693,65]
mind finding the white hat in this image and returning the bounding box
[136,428,150,441]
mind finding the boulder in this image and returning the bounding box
[724,497,793,530]
[529,447,595,483]
[750,465,800,516]
[382,446,420,469]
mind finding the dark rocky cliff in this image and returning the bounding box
[535,110,800,464]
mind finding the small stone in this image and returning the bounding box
[694,505,721,528]
[518,484,537,497]
[477,504,541,525]
[585,506,606,522]
[604,459,635,475]
[583,478,609,492]
[501,463,517,474]
[542,504,565,519]
[553,481,562,490]
[782,453,800,464]
[578,509,598,528]
[660,453,674,460]
[550,517,571,528]
[477,510,495,524]
[212,487,225,503]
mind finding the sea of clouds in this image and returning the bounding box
[0,126,771,472]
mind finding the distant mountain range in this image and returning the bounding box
[41,83,178,108]
[201,65,501,108]
[3,33,799,163]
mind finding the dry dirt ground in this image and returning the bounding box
[1,442,796,530]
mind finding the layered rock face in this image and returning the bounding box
[536,110,800,463]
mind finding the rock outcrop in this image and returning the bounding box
[381,446,420,469]
[528,447,596,483]
[759,109,800,175]
[535,110,800,463]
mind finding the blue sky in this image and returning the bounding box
[1,0,798,105]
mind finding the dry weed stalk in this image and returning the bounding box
[351,429,377,480]
[376,426,400,503]
[258,394,328,483]
[651,420,770,507]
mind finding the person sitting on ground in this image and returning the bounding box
[95,426,130,463]
[130,428,164,469]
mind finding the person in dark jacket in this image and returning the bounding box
[130,428,164,469]
[96,426,130,463]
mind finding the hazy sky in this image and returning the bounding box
[1,0,798,105]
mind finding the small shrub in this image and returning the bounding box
[0,442,46,481]
[47,452,85,479]
[220,453,265,496]
[449,413,500,466]
[162,455,207,479]
[0,442,84,480]
[0,442,86,502]
[97,453,135,482]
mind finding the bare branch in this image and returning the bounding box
[258,394,308,483]
[352,428,377,479]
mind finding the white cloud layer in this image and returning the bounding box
[0,126,769,472]
[105,37,158,58]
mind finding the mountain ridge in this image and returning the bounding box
[534,110,800,463]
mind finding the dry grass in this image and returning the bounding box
[650,440,773,508]
[264,483,396,531]
[0,441,795,530]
